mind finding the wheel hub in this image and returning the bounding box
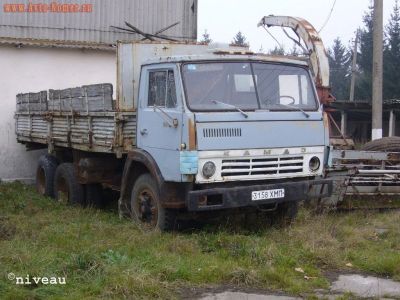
[56,177,69,204]
[137,189,157,227]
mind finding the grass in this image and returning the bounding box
[0,182,399,299]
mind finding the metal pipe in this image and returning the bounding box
[358,169,400,174]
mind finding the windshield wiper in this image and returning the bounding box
[275,103,310,118]
[211,100,249,118]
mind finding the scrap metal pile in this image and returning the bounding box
[259,15,400,208]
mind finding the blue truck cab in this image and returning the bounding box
[116,42,332,229]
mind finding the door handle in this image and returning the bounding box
[140,128,148,136]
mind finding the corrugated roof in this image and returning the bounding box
[0,0,197,45]
[0,36,116,50]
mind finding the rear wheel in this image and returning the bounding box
[36,154,59,198]
[54,163,85,205]
[130,174,177,231]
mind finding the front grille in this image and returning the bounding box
[203,128,242,138]
[221,156,304,177]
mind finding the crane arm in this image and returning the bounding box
[258,16,334,104]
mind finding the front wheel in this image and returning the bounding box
[130,174,177,231]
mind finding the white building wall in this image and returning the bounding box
[0,45,116,182]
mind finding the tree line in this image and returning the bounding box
[327,1,400,101]
[200,1,400,102]
[200,30,249,47]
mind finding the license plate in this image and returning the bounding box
[251,189,285,201]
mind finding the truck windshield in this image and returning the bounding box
[181,62,318,112]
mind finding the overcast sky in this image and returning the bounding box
[198,0,396,52]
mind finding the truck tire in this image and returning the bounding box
[271,201,298,227]
[36,154,59,198]
[54,163,85,206]
[130,173,177,231]
[361,137,400,152]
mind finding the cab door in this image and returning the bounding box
[137,64,183,181]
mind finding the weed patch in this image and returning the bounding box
[0,216,16,240]
[0,182,399,299]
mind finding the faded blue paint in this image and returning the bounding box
[194,111,323,122]
[137,63,184,182]
[180,151,198,174]
[196,119,325,151]
[135,61,328,183]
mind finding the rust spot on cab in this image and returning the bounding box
[188,119,196,150]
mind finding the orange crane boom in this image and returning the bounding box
[258,16,335,105]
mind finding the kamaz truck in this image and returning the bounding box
[15,39,332,230]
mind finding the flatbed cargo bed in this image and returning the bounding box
[15,83,136,156]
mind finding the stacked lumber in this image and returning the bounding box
[16,83,114,113]
[48,83,113,112]
[16,91,47,112]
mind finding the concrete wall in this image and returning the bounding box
[0,45,116,182]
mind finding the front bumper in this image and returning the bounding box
[187,179,332,211]
[194,147,325,184]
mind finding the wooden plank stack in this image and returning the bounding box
[16,83,114,113]
[16,91,48,112]
[48,83,114,112]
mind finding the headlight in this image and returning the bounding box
[202,161,216,178]
[309,156,321,172]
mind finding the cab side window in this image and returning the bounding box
[148,70,177,108]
